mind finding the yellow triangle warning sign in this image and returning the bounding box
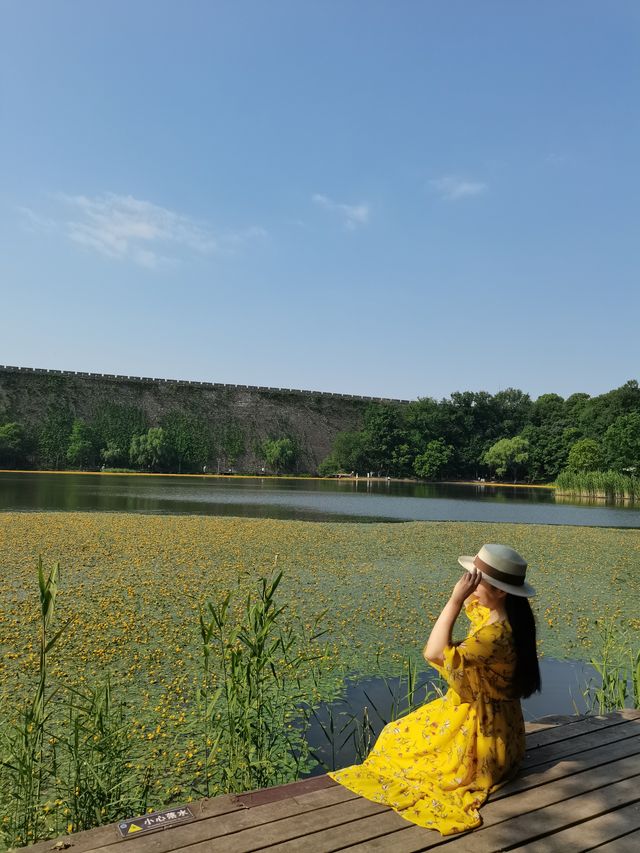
[128,823,143,834]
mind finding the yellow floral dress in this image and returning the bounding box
[327,599,525,835]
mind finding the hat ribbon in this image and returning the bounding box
[473,555,525,586]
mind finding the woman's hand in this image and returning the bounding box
[424,568,481,665]
[450,568,481,607]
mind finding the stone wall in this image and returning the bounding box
[0,365,410,472]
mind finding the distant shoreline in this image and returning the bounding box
[0,469,556,489]
[440,480,555,490]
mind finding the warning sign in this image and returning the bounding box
[117,805,195,839]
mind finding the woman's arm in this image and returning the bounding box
[423,568,481,665]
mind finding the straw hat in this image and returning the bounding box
[458,543,536,597]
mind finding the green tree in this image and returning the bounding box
[402,397,447,465]
[482,436,529,481]
[603,412,640,473]
[577,381,640,439]
[66,419,97,469]
[260,437,296,474]
[129,427,170,472]
[564,392,591,422]
[529,393,565,426]
[519,423,575,482]
[317,455,339,476]
[493,388,532,436]
[217,422,245,470]
[38,406,74,469]
[566,438,603,472]
[391,443,413,475]
[441,391,508,479]
[0,422,26,468]
[163,411,212,473]
[318,430,368,475]
[93,404,147,466]
[413,439,453,480]
[359,404,406,475]
[100,439,128,468]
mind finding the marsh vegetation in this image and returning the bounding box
[1,512,639,848]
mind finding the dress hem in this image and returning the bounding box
[327,768,484,836]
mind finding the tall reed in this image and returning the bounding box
[311,655,444,769]
[0,560,153,849]
[555,470,639,502]
[1,559,329,847]
[195,567,327,795]
[0,557,63,848]
[583,617,639,714]
[60,678,152,832]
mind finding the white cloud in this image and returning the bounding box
[545,152,568,166]
[20,193,266,267]
[312,193,370,230]
[429,176,488,201]
[18,206,57,233]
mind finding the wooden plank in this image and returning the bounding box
[23,778,336,853]
[234,775,338,807]
[478,754,640,829]
[248,715,637,849]
[592,826,640,852]
[523,719,567,733]
[519,718,640,770]
[23,794,244,853]
[494,732,640,800]
[157,797,392,853]
[335,822,461,852]
[508,800,640,851]
[526,713,590,731]
[258,752,640,853]
[524,710,639,751]
[88,785,360,853]
[260,809,412,852]
[334,754,640,852]
[450,774,640,852]
[292,720,640,852]
[25,739,637,853]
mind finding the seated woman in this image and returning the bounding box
[328,543,541,835]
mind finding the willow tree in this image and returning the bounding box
[482,436,529,482]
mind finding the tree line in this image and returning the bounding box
[0,401,300,475]
[317,380,640,483]
[1,381,638,481]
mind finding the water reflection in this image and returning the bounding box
[0,472,638,527]
[304,658,595,775]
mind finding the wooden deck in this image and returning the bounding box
[27,709,640,853]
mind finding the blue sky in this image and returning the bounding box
[1,1,638,400]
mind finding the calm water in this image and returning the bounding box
[0,471,638,526]
[304,658,596,774]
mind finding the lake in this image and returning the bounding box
[304,657,596,774]
[0,471,638,526]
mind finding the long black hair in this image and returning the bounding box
[505,594,541,698]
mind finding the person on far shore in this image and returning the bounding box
[328,543,541,835]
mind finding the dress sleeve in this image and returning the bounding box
[430,628,494,702]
